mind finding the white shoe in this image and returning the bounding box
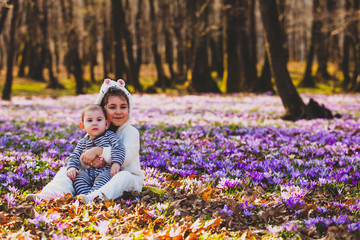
[76,194,91,204]
[25,192,58,201]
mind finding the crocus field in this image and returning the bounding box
[1,93,360,239]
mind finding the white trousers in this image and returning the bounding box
[42,167,144,200]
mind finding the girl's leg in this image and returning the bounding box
[89,169,111,193]
[26,167,75,201]
[87,171,144,201]
[74,170,94,195]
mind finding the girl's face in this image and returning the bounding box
[104,96,129,127]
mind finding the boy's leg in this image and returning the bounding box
[89,169,111,194]
[74,170,93,195]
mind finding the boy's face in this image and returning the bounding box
[79,109,109,139]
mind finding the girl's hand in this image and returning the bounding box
[110,163,120,177]
[67,168,79,181]
[81,147,103,165]
[92,157,107,168]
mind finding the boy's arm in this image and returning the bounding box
[67,139,86,170]
[101,127,139,166]
[106,131,125,166]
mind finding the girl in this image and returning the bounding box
[26,79,144,202]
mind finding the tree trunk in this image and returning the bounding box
[83,0,98,84]
[102,1,110,78]
[238,0,257,91]
[299,0,320,88]
[135,0,143,75]
[119,0,133,86]
[173,0,186,79]
[0,0,11,35]
[123,0,142,92]
[351,0,360,91]
[61,0,84,95]
[17,39,29,77]
[210,36,224,79]
[46,48,63,89]
[277,0,289,62]
[342,0,352,90]
[224,0,241,92]
[186,0,197,77]
[27,0,46,82]
[259,0,333,120]
[149,0,169,91]
[255,50,274,93]
[248,0,257,74]
[42,0,62,89]
[190,0,220,93]
[162,0,176,85]
[259,0,304,118]
[67,29,84,95]
[111,0,126,80]
[315,2,331,81]
[2,0,18,101]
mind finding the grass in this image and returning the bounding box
[288,62,343,94]
[0,62,346,98]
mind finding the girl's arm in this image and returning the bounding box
[102,127,140,166]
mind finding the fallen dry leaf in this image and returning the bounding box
[203,217,223,230]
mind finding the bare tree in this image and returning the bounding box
[258,0,334,120]
[43,0,62,89]
[315,0,332,81]
[61,0,84,95]
[342,0,353,90]
[111,0,127,80]
[149,0,169,91]
[189,0,220,93]
[173,0,186,79]
[2,0,18,100]
[224,0,257,92]
[83,0,98,83]
[27,0,46,82]
[256,50,274,93]
[123,0,142,92]
[299,0,320,88]
[0,0,11,34]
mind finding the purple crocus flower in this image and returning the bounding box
[147,209,157,217]
[57,222,70,231]
[27,211,47,227]
[219,205,233,216]
[4,193,16,207]
[348,222,360,232]
[51,234,70,240]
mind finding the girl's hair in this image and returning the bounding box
[100,87,129,107]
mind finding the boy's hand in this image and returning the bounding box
[92,157,107,168]
[67,168,79,181]
[81,147,103,165]
[110,163,120,177]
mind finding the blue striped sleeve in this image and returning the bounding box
[67,138,86,170]
[105,131,125,166]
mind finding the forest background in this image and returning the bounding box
[2,1,360,239]
[1,0,360,103]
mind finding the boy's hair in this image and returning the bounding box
[100,87,129,107]
[81,104,107,122]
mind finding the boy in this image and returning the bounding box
[67,104,124,196]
